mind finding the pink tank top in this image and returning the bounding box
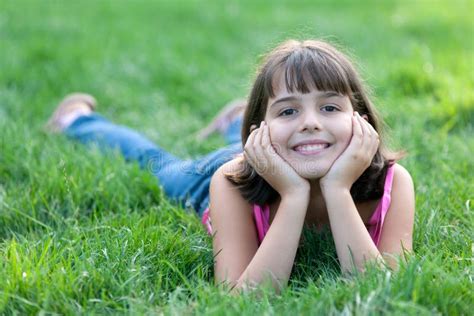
[202,165,395,248]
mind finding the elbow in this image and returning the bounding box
[214,277,246,296]
[230,273,286,295]
[382,251,412,271]
[341,253,387,275]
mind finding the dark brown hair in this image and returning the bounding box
[226,39,404,205]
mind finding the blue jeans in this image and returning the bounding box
[65,114,243,216]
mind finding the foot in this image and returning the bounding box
[196,98,246,141]
[45,93,97,133]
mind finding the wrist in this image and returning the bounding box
[280,187,310,203]
[278,192,310,217]
[320,181,351,197]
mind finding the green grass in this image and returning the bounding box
[1,0,473,314]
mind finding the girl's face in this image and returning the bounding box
[264,74,354,180]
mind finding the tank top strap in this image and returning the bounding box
[202,204,271,244]
[379,163,396,224]
[253,204,270,244]
[368,164,396,246]
[201,207,212,235]
[383,164,395,194]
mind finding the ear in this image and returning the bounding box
[362,114,369,121]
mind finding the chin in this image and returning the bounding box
[291,162,330,180]
[281,146,338,179]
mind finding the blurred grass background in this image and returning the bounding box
[0,0,473,314]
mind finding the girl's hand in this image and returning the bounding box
[244,121,310,199]
[320,112,380,192]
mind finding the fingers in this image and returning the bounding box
[244,121,267,174]
[352,112,363,140]
[258,122,269,172]
[255,121,264,148]
[261,121,274,154]
[359,113,379,153]
[262,122,281,174]
[356,112,369,141]
[355,112,379,159]
[244,123,259,168]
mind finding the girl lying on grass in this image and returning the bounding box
[47,39,415,292]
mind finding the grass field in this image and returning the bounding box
[1,0,473,314]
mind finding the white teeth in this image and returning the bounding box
[294,144,328,152]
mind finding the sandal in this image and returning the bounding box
[45,92,97,133]
[196,98,246,140]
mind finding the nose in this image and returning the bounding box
[300,110,323,132]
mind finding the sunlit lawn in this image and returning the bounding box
[0,0,472,314]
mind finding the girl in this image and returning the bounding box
[205,40,414,291]
[47,39,415,293]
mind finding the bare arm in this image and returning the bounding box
[210,162,310,292]
[319,113,415,272]
[211,120,314,292]
[323,186,383,272]
[210,164,259,284]
[376,164,415,266]
[322,164,415,272]
[234,192,309,291]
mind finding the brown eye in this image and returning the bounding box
[321,105,338,112]
[279,108,298,116]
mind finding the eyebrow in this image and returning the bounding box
[269,91,344,108]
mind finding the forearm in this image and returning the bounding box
[234,194,308,292]
[323,188,383,272]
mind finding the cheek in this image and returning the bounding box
[335,116,353,147]
[267,121,291,154]
[267,122,285,144]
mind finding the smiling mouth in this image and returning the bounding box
[292,143,331,155]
